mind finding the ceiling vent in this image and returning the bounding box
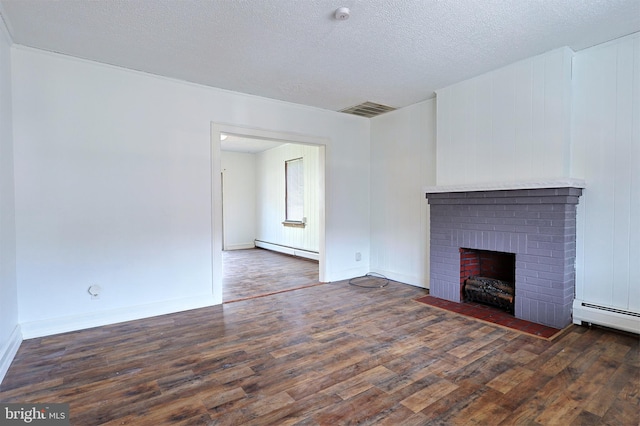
[340,101,396,118]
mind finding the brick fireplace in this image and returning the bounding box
[425,180,584,329]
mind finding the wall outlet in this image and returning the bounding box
[88,285,102,300]
[355,252,362,261]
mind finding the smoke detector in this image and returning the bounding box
[335,7,350,20]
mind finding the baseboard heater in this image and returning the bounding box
[573,299,640,334]
[254,240,319,261]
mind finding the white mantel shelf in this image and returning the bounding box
[424,178,586,194]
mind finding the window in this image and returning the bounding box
[284,157,304,226]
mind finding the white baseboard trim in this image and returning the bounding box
[368,269,427,289]
[20,295,218,339]
[0,325,23,386]
[255,240,319,261]
[224,243,256,250]
[327,266,372,283]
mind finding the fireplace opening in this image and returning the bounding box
[460,248,515,313]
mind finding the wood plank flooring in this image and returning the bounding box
[223,248,319,302]
[1,279,638,425]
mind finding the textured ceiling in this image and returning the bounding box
[1,0,639,112]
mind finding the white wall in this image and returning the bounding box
[256,143,320,253]
[0,17,20,383]
[436,48,573,185]
[221,151,256,250]
[572,33,640,313]
[370,100,436,287]
[12,46,370,337]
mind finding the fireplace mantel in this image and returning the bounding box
[424,178,585,195]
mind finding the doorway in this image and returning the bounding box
[211,123,327,304]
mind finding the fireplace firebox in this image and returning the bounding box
[460,248,515,313]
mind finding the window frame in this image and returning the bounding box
[283,157,305,227]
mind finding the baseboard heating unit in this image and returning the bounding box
[254,240,319,261]
[573,300,640,334]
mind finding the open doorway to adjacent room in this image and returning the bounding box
[211,124,326,303]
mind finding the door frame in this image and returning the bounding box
[211,122,328,304]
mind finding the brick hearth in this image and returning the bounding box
[425,185,583,329]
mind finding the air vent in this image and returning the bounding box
[340,101,396,118]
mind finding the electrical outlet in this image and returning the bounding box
[355,252,362,261]
[88,285,102,300]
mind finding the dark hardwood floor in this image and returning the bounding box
[1,265,638,425]
[223,248,319,302]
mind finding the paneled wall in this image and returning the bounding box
[572,33,640,313]
[436,48,572,185]
[255,143,320,253]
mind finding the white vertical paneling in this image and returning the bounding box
[452,81,474,183]
[584,42,616,305]
[544,49,573,176]
[572,33,639,312]
[436,47,573,185]
[491,65,517,182]
[631,35,640,313]
[473,73,493,183]
[530,54,547,175]
[436,87,453,182]
[513,60,534,178]
[255,143,320,252]
[612,39,634,308]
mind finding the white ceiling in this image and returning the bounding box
[0,0,639,112]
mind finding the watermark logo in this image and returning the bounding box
[0,404,69,425]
